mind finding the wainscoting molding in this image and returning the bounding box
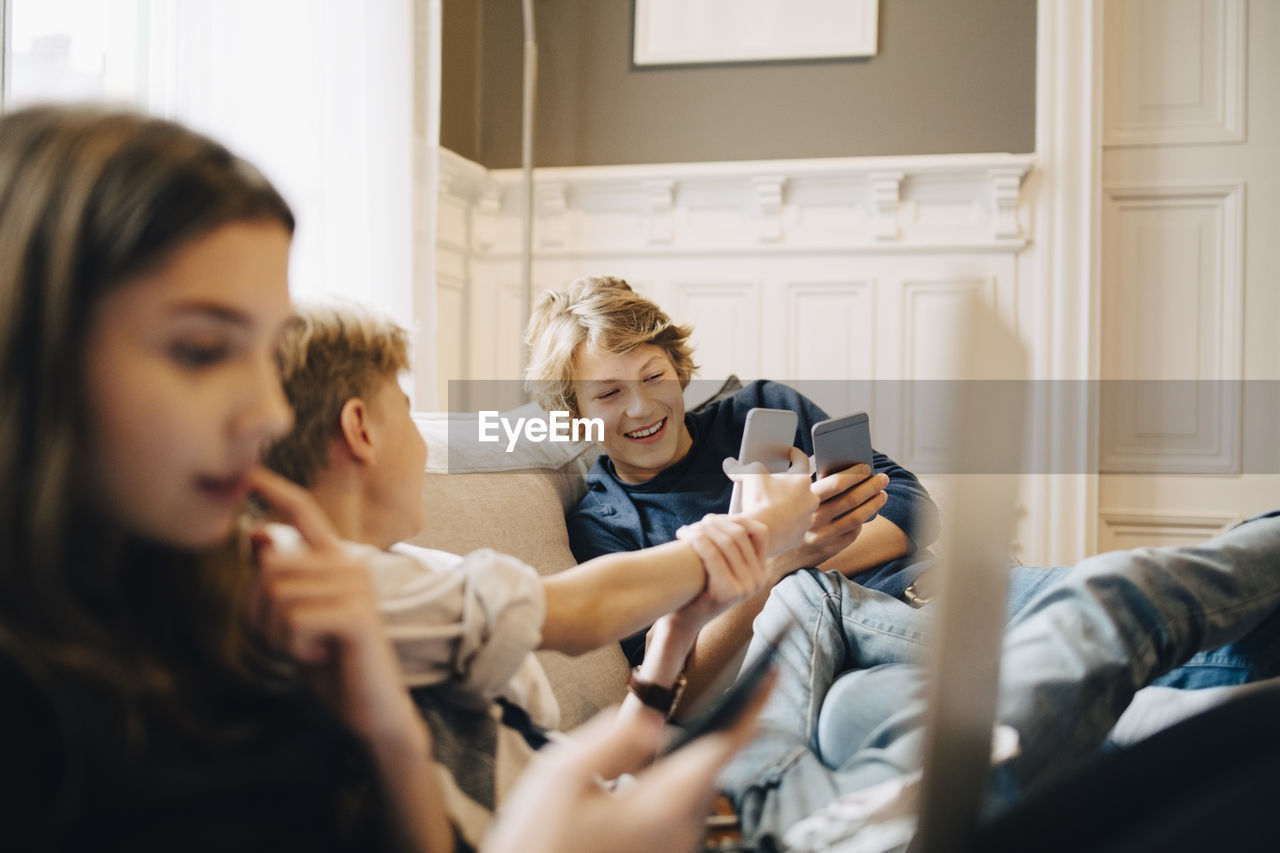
[1098,509,1242,552]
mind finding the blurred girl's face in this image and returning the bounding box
[81,221,295,548]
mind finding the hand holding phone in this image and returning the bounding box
[811,412,878,521]
[811,412,874,479]
[728,407,799,513]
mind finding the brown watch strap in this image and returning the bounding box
[626,668,688,718]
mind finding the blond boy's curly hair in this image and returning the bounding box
[523,276,697,417]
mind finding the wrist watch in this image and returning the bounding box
[626,668,688,718]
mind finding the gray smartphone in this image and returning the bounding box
[728,407,798,513]
[811,411,874,478]
[812,412,878,521]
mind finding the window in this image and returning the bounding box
[7,0,146,107]
[2,0,417,332]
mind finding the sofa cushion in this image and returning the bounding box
[408,410,624,728]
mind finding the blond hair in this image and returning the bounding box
[524,276,697,417]
[264,306,411,487]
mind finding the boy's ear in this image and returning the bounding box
[338,397,376,464]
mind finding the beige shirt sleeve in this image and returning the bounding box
[356,542,560,728]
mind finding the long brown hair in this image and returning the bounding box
[0,106,297,766]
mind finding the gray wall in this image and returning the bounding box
[446,0,1036,168]
[440,0,483,160]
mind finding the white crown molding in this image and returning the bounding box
[870,171,904,242]
[990,167,1026,240]
[642,179,676,244]
[438,147,492,202]
[473,241,1035,261]
[434,150,1037,258]
[752,175,786,243]
[451,152,1033,257]
[485,152,1034,183]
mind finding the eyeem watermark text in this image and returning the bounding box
[478,410,604,451]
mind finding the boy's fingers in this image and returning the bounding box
[735,516,772,559]
[811,494,881,541]
[704,517,753,567]
[787,447,812,475]
[690,533,735,594]
[715,518,766,585]
[722,457,775,479]
[811,465,872,500]
[700,524,751,596]
[814,475,886,525]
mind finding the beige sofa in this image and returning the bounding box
[406,407,626,730]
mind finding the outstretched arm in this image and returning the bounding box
[539,463,816,656]
[540,540,711,656]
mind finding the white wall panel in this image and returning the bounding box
[783,280,876,417]
[674,281,762,381]
[785,280,876,381]
[1103,0,1246,146]
[1099,182,1244,473]
[900,278,998,381]
[895,278,997,470]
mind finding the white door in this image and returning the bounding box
[1097,0,1280,551]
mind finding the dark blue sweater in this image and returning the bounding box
[566,380,940,665]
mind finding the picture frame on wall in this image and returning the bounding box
[633,0,879,67]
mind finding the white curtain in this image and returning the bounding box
[146,0,420,340]
[6,0,438,406]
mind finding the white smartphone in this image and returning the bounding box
[728,407,798,513]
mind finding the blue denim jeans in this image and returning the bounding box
[717,512,1280,844]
